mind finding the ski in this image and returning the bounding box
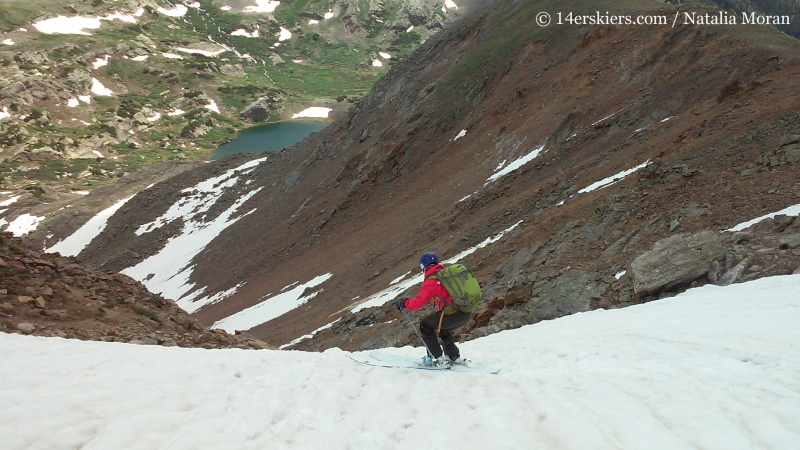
[349,351,500,374]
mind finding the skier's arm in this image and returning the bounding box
[404,279,439,311]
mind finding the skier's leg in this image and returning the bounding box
[419,313,444,358]
[438,312,472,360]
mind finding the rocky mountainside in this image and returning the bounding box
[11,0,800,350]
[0,231,272,348]
[0,0,478,200]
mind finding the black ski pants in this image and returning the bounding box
[419,310,472,359]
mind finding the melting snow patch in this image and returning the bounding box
[244,0,281,13]
[390,271,411,285]
[33,12,138,35]
[90,78,113,96]
[578,160,649,194]
[445,0,459,8]
[453,129,467,141]
[615,270,627,279]
[162,52,184,59]
[47,197,133,257]
[308,19,319,25]
[727,203,800,232]
[292,107,331,119]
[407,25,414,32]
[324,11,335,19]
[4,214,45,237]
[188,1,201,7]
[92,55,110,69]
[279,319,338,349]
[2,39,13,46]
[131,55,149,61]
[204,100,220,114]
[0,107,10,120]
[175,47,226,57]
[157,5,188,17]
[146,112,161,122]
[212,273,333,332]
[78,95,91,103]
[591,108,625,126]
[231,29,259,38]
[278,27,292,41]
[486,145,544,184]
[372,59,383,67]
[661,116,673,123]
[0,195,21,207]
[379,51,392,59]
[221,6,232,11]
[445,221,522,263]
[67,98,79,108]
[457,194,472,203]
[167,109,185,117]
[92,151,104,158]
[122,158,269,303]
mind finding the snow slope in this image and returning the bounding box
[2,275,799,449]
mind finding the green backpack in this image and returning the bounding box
[430,264,482,313]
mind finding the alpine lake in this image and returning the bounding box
[209,121,326,160]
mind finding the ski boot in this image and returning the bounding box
[420,355,435,367]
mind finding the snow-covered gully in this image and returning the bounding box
[2,275,799,448]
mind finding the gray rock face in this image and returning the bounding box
[240,96,282,121]
[631,230,725,297]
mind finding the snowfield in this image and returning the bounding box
[2,275,799,449]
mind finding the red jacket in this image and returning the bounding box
[404,264,453,311]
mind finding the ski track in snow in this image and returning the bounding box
[2,275,799,449]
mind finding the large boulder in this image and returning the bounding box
[631,230,725,297]
[240,96,282,121]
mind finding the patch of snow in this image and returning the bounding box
[122,159,268,305]
[661,116,673,123]
[204,100,220,114]
[453,129,467,141]
[578,160,649,194]
[92,55,110,69]
[73,191,90,196]
[615,270,627,279]
[188,2,201,8]
[278,27,292,41]
[67,98,79,108]
[92,150,104,158]
[591,108,625,126]
[390,271,411,285]
[556,200,564,206]
[231,29,259,38]
[244,0,281,13]
[727,203,800,232]
[2,39,14,46]
[279,319,338,349]
[0,195,21,207]
[131,55,149,61]
[33,12,138,35]
[3,214,45,237]
[161,52,184,59]
[212,273,333,332]
[379,51,391,59]
[371,59,383,67]
[0,107,10,120]
[308,19,319,25]
[146,112,161,122]
[407,25,414,32]
[180,282,244,315]
[157,5,188,17]
[445,221,522,263]
[167,109,185,117]
[634,124,651,133]
[221,6,232,11]
[19,28,27,32]
[78,95,91,103]
[46,197,133,257]
[291,107,331,119]
[486,145,545,184]
[90,78,113,96]
[445,0,459,8]
[324,12,334,19]
[494,160,506,171]
[292,59,303,63]
[457,194,471,203]
[175,47,226,57]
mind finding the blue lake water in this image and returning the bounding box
[210,121,326,160]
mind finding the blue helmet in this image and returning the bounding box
[419,252,439,271]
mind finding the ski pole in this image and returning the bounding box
[401,308,436,357]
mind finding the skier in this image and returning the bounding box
[395,252,473,367]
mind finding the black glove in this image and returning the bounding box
[395,298,407,311]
